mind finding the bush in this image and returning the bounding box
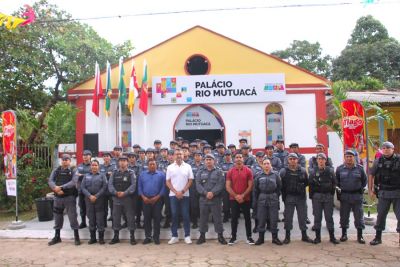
[0,154,51,212]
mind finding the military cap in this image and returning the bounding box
[255,151,265,157]
[160,147,168,151]
[127,152,137,158]
[102,151,112,157]
[204,154,215,160]
[239,138,247,143]
[113,145,123,151]
[193,150,202,155]
[265,144,274,149]
[203,144,212,149]
[241,144,250,149]
[344,150,355,156]
[216,143,225,148]
[61,154,71,160]
[176,137,183,141]
[138,148,145,153]
[316,153,327,159]
[118,155,128,161]
[289,143,299,148]
[228,144,236,148]
[153,140,162,144]
[83,150,92,156]
[146,148,155,153]
[200,140,208,145]
[288,153,298,159]
[132,144,141,148]
[276,139,285,144]
[382,141,394,149]
[316,143,325,148]
[170,140,177,145]
[189,142,198,147]
[167,149,175,155]
[224,150,232,156]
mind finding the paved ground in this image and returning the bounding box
[0,234,399,267]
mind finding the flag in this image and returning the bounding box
[118,57,126,109]
[104,61,112,116]
[139,60,148,115]
[91,62,103,116]
[128,59,139,114]
[2,110,17,196]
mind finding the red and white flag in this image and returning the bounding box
[92,62,103,116]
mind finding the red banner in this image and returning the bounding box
[340,99,367,165]
[2,110,17,196]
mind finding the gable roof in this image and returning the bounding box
[69,25,330,93]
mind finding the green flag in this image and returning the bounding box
[118,57,126,108]
[105,61,112,115]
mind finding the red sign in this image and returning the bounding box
[340,100,367,165]
[2,110,17,196]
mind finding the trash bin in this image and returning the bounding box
[35,197,54,222]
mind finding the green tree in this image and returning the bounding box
[272,40,332,78]
[0,0,133,143]
[332,15,400,86]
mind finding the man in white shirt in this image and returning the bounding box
[166,148,194,244]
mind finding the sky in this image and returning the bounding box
[2,0,400,58]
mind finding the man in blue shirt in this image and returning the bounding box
[138,158,166,245]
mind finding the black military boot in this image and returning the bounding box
[109,230,120,245]
[283,230,290,244]
[340,228,348,242]
[197,232,206,245]
[301,230,313,243]
[329,229,339,244]
[162,218,170,228]
[218,233,227,245]
[272,232,283,246]
[255,232,265,245]
[74,229,81,246]
[98,231,105,245]
[357,229,365,244]
[79,216,87,229]
[314,229,321,244]
[88,230,97,244]
[130,230,137,245]
[48,229,61,246]
[370,230,382,246]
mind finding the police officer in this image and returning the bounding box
[75,150,92,229]
[253,158,282,246]
[158,147,170,170]
[238,138,248,149]
[308,144,333,173]
[280,153,313,244]
[241,144,256,167]
[309,153,337,244]
[196,154,227,245]
[137,148,146,168]
[274,139,288,166]
[369,141,400,245]
[128,152,142,229]
[265,145,282,171]
[111,146,123,166]
[48,154,80,246]
[227,144,237,154]
[190,150,203,229]
[100,152,116,224]
[284,143,306,168]
[220,150,235,223]
[161,149,175,229]
[108,155,137,245]
[336,150,367,244]
[215,143,226,165]
[251,151,265,177]
[81,160,108,244]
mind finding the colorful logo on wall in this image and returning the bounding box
[264,83,285,91]
[156,77,190,103]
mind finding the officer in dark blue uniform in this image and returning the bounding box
[336,150,367,244]
[308,143,333,173]
[284,143,306,168]
[220,150,235,223]
[190,150,204,229]
[81,159,108,244]
[280,153,313,244]
[369,141,400,245]
[265,145,282,171]
[274,139,288,166]
[48,154,80,246]
[241,144,256,167]
[254,158,282,246]
[75,150,92,229]
[108,155,137,245]
[309,153,337,244]
[100,152,116,224]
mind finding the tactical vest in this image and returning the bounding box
[257,172,278,194]
[312,168,334,194]
[113,170,133,192]
[376,155,400,190]
[284,167,306,195]
[54,167,77,196]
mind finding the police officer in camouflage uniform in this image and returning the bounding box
[369,141,400,245]
[81,159,108,245]
[309,153,337,244]
[265,145,282,171]
[220,150,234,223]
[253,158,282,246]
[274,139,288,166]
[196,154,227,245]
[280,153,313,244]
[108,155,137,245]
[100,152,116,224]
[190,150,203,229]
[48,154,80,246]
[75,150,92,229]
[336,150,367,244]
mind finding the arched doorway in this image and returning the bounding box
[174,105,225,147]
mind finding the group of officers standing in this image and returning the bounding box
[48,137,400,247]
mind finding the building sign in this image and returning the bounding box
[175,105,224,130]
[152,73,285,105]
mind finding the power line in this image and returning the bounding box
[35,0,400,23]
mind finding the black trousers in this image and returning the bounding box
[230,200,252,238]
[143,198,163,239]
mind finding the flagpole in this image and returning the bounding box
[119,103,122,146]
